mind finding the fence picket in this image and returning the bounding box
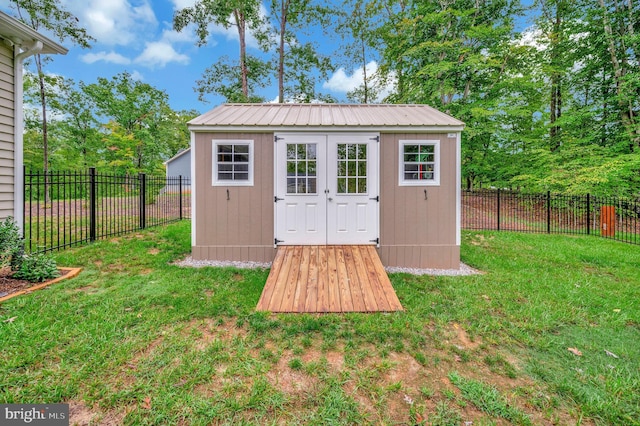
[23,169,190,254]
[462,189,639,245]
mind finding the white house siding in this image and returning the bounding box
[0,43,14,220]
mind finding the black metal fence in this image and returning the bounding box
[462,189,640,245]
[24,168,191,253]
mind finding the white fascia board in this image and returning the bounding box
[188,125,465,133]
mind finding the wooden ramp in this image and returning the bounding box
[257,245,403,313]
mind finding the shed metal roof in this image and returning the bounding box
[189,103,464,132]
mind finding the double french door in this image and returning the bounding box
[275,133,379,245]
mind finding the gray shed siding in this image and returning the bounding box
[0,43,14,219]
[166,149,191,179]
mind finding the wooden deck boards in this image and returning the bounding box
[257,245,403,313]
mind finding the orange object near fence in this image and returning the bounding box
[600,206,616,237]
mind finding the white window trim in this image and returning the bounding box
[212,139,254,186]
[398,139,441,186]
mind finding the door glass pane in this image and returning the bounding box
[358,144,367,160]
[307,178,317,193]
[347,177,357,193]
[307,144,317,159]
[357,161,366,177]
[286,143,317,194]
[336,143,367,194]
[358,177,367,193]
[347,161,357,177]
[308,161,317,176]
[287,145,296,159]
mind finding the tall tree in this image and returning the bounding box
[9,0,93,176]
[173,0,269,102]
[336,0,380,103]
[268,0,335,102]
[84,72,173,174]
[375,0,524,189]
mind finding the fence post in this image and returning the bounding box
[586,193,591,235]
[22,166,26,240]
[497,189,501,231]
[547,191,551,234]
[179,175,183,221]
[89,167,96,242]
[139,172,146,229]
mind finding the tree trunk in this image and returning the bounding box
[598,0,638,149]
[278,0,290,103]
[234,10,249,99]
[549,6,562,152]
[35,54,50,203]
[361,40,368,104]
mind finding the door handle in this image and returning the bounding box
[328,197,333,202]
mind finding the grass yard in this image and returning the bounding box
[1,221,639,425]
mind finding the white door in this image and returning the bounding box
[275,133,379,245]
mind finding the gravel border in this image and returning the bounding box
[385,262,483,276]
[173,256,271,270]
[173,256,481,276]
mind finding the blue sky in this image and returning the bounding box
[1,0,538,115]
[0,0,370,114]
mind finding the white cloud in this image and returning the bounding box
[80,51,131,65]
[130,70,144,81]
[170,0,198,9]
[64,0,158,46]
[161,27,197,44]
[517,26,546,51]
[323,61,395,101]
[135,41,190,68]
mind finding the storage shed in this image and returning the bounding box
[165,148,191,179]
[164,148,191,192]
[189,103,464,269]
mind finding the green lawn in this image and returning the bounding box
[1,221,638,425]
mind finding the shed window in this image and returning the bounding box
[212,140,254,186]
[399,140,440,186]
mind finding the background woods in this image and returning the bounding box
[5,0,640,197]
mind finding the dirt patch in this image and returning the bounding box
[74,285,99,294]
[68,400,126,426]
[147,248,160,255]
[183,318,248,351]
[300,347,345,373]
[267,351,319,395]
[452,322,482,350]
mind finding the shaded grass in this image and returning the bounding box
[0,222,638,424]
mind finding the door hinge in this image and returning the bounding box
[370,136,380,142]
[275,238,283,245]
[369,195,379,202]
[274,196,284,203]
[369,238,380,244]
[274,135,284,142]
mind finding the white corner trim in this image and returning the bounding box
[190,131,196,247]
[456,132,461,246]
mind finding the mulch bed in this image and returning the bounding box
[0,267,72,299]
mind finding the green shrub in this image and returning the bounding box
[13,253,60,283]
[0,216,23,270]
